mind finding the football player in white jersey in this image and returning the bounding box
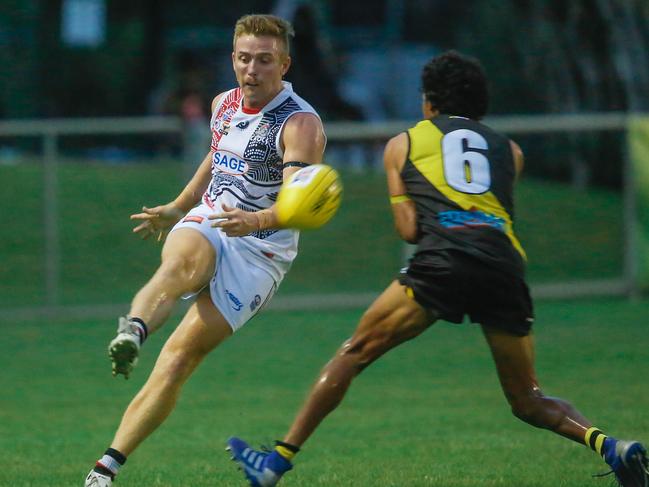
[84,14,325,487]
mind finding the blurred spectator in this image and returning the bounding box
[149,50,211,170]
[281,3,364,121]
[149,49,211,120]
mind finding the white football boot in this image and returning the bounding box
[84,470,112,486]
[108,317,142,379]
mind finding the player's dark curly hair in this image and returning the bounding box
[421,50,489,120]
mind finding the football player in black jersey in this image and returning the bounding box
[228,51,648,487]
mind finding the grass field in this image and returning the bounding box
[1,297,647,486]
[0,161,624,309]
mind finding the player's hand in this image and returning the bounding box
[208,204,260,237]
[130,203,185,241]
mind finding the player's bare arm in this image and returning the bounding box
[384,132,418,243]
[510,139,524,180]
[130,94,224,240]
[210,112,325,236]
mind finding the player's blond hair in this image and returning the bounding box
[233,14,294,60]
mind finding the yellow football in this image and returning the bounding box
[276,164,343,230]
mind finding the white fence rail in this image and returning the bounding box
[324,112,632,140]
[0,117,183,308]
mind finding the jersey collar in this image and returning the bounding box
[241,81,293,115]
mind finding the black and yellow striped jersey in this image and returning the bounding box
[403,114,525,276]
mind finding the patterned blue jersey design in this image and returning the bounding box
[203,82,320,273]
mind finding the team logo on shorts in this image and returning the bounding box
[225,289,243,311]
[249,294,262,312]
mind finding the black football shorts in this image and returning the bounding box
[398,248,534,336]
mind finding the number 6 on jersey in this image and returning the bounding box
[442,129,491,194]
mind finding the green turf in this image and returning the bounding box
[515,179,623,282]
[0,297,647,486]
[0,161,623,308]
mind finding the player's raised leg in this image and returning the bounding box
[227,281,437,486]
[109,228,215,378]
[87,291,233,485]
[482,325,648,487]
[284,281,435,446]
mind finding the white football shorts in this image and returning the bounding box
[171,204,280,331]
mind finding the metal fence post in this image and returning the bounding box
[43,131,60,307]
[624,116,642,299]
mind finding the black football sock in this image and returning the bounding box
[128,317,148,345]
[94,448,127,479]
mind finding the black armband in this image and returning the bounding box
[283,161,310,169]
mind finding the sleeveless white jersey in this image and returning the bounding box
[204,81,322,281]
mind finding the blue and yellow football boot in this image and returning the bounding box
[226,437,292,487]
[601,440,649,487]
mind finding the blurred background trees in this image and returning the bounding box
[1,0,647,119]
[0,0,647,185]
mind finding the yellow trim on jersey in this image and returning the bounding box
[390,194,411,205]
[407,120,526,259]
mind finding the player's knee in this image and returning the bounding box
[335,337,357,358]
[160,255,192,278]
[320,339,374,385]
[158,349,201,386]
[159,255,202,287]
[508,393,546,426]
[343,331,391,370]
